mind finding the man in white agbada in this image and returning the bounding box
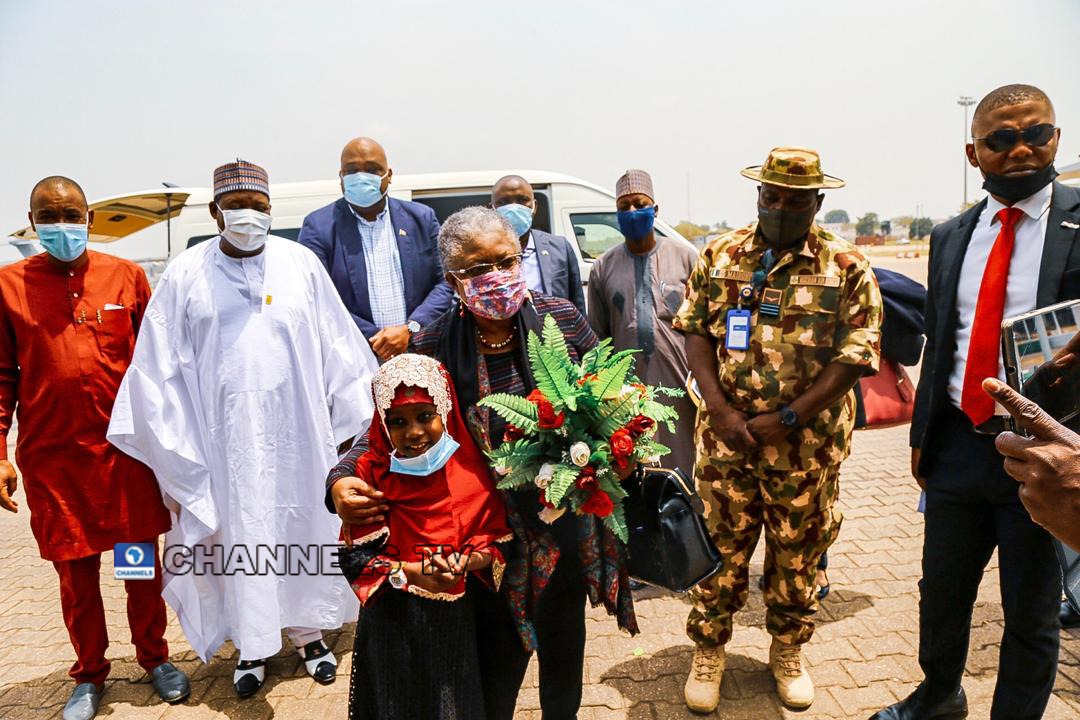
[108,159,377,699]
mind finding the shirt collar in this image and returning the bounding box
[349,200,390,225]
[985,181,1053,225]
[523,232,535,253]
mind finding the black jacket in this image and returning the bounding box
[912,181,1080,474]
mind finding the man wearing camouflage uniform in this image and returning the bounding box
[674,148,882,712]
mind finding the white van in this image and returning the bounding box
[8,170,691,287]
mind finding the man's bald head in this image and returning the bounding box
[491,175,535,209]
[340,137,389,176]
[972,84,1054,135]
[30,176,86,211]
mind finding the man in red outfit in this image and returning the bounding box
[0,176,190,720]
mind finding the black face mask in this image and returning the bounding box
[982,163,1058,204]
[757,206,816,250]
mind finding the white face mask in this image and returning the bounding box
[220,208,272,251]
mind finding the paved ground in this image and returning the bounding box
[2,257,1079,719]
[1,424,1079,719]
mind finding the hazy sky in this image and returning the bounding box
[2,0,1078,248]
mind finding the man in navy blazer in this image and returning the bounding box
[297,137,453,360]
[872,84,1079,720]
[490,174,586,315]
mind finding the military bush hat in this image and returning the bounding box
[740,147,845,189]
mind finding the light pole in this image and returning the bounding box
[958,95,975,209]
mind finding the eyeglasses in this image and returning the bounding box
[973,123,1057,153]
[449,253,523,280]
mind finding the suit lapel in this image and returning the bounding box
[937,201,984,344]
[533,231,553,291]
[387,198,414,308]
[334,198,371,320]
[1037,182,1080,307]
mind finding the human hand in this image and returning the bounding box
[0,460,16,513]
[370,325,411,361]
[406,553,459,594]
[446,549,492,574]
[746,412,788,446]
[984,378,1080,552]
[705,404,756,452]
[332,476,388,524]
[911,448,926,490]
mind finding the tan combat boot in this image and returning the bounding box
[769,639,814,709]
[684,644,725,713]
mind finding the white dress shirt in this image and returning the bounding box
[522,232,545,293]
[351,204,408,329]
[947,183,1053,408]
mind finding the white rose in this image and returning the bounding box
[538,505,568,524]
[570,442,591,467]
[535,462,555,489]
[494,465,511,477]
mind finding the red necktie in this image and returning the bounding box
[960,207,1025,426]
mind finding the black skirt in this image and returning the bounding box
[348,587,486,720]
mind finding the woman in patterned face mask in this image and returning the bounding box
[330,207,638,720]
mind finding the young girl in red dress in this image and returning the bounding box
[340,353,512,720]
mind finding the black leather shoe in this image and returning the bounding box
[234,659,266,698]
[869,685,967,719]
[300,640,337,684]
[1061,600,1080,629]
[151,662,190,704]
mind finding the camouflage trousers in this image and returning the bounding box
[686,460,842,647]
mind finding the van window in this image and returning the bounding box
[187,227,301,249]
[569,212,668,259]
[413,190,553,233]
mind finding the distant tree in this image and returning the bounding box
[823,209,850,224]
[909,217,934,239]
[891,215,914,227]
[712,221,732,232]
[674,221,707,241]
[855,212,880,236]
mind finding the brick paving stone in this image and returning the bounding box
[3,413,1080,718]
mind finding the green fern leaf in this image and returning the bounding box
[591,355,634,401]
[545,464,581,506]
[477,393,539,432]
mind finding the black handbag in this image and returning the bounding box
[622,466,723,593]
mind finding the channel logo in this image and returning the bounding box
[114,542,155,580]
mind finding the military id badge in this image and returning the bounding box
[725,309,751,351]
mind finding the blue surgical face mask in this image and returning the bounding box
[496,203,534,238]
[342,171,388,208]
[36,223,88,262]
[390,431,459,476]
[616,205,656,241]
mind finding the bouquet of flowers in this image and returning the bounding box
[478,315,683,542]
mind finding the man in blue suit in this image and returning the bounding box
[490,174,586,315]
[298,137,453,360]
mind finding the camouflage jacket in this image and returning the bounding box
[674,222,883,471]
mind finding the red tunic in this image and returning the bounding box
[0,251,170,561]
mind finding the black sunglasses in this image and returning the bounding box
[973,123,1057,153]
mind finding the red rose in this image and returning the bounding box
[575,466,598,492]
[627,415,655,438]
[580,489,614,518]
[576,373,599,387]
[527,390,565,429]
[538,490,555,509]
[609,429,635,467]
[503,425,526,442]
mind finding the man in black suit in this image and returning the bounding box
[490,174,587,315]
[872,84,1079,720]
